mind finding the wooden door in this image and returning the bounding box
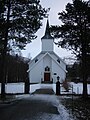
[44,73,50,81]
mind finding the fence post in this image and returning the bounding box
[72,85,74,114]
[56,76,60,95]
[24,80,29,94]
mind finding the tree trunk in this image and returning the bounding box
[82,35,88,99]
[82,62,88,99]
[1,0,11,99]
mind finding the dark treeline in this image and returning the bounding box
[0,54,29,83]
[67,61,90,83]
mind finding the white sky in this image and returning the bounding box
[22,0,74,59]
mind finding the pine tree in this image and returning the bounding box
[0,0,47,99]
[51,0,90,99]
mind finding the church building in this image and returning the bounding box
[28,20,67,83]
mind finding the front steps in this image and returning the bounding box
[41,81,53,84]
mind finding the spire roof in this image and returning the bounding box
[41,19,53,39]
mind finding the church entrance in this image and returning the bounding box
[44,66,50,81]
[44,73,50,81]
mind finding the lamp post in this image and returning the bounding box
[56,76,60,95]
[57,76,60,81]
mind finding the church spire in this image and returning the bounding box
[45,19,50,36]
[41,19,53,39]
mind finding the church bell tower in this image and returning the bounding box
[41,20,54,52]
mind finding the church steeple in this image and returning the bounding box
[41,19,54,52]
[41,19,53,39]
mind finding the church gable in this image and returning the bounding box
[28,53,50,71]
[48,53,67,72]
[50,52,66,71]
[28,52,66,73]
[29,53,43,69]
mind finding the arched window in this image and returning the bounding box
[45,66,50,71]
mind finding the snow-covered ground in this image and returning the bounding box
[70,82,90,94]
[0,82,90,94]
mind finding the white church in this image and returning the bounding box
[28,20,67,83]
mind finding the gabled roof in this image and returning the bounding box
[52,51,67,65]
[28,52,42,64]
[28,52,67,72]
[41,20,53,39]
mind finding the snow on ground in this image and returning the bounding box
[70,82,90,94]
[0,82,90,94]
[30,84,41,93]
[0,83,25,94]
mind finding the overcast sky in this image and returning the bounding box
[22,0,74,59]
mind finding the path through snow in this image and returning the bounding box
[14,84,73,120]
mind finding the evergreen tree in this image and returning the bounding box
[0,0,47,50]
[51,0,90,99]
[0,0,47,98]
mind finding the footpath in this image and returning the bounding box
[0,85,73,120]
[29,86,73,120]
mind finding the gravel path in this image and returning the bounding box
[0,88,72,120]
